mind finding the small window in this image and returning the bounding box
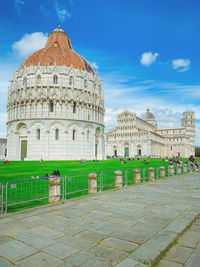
[87,130,89,141]
[69,76,74,86]
[23,77,27,86]
[72,129,75,141]
[88,114,90,120]
[53,75,58,84]
[67,39,72,49]
[55,129,59,140]
[37,75,41,84]
[36,129,40,140]
[84,80,87,88]
[54,42,59,47]
[73,102,76,114]
[50,103,54,112]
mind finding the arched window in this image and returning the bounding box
[37,75,41,84]
[73,102,76,114]
[50,102,54,112]
[36,129,40,140]
[55,129,59,140]
[69,76,74,86]
[87,130,89,141]
[72,129,75,141]
[53,75,58,84]
[84,80,87,88]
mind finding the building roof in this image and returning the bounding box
[143,108,156,120]
[19,25,95,75]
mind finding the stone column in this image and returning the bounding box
[49,176,61,203]
[134,168,141,183]
[169,165,174,176]
[88,173,97,193]
[177,164,182,174]
[160,166,165,178]
[183,164,188,173]
[148,167,154,181]
[114,170,123,188]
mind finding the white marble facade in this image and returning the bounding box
[105,109,195,158]
[0,139,7,159]
[7,27,104,161]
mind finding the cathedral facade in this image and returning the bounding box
[7,26,104,160]
[105,109,195,158]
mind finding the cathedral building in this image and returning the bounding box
[7,26,104,160]
[105,108,195,158]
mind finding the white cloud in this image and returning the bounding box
[14,0,25,14]
[140,52,159,66]
[172,58,191,72]
[54,1,72,22]
[12,32,48,58]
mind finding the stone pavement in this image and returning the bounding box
[158,216,200,267]
[0,172,199,266]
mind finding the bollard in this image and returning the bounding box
[114,170,123,188]
[88,173,97,193]
[148,167,154,181]
[168,165,174,176]
[177,164,182,174]
[49,176,61,203]
[160,166,165,178]
[183,164,188,173]
[134,168,141,184]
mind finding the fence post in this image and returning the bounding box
[134,168,141,184]
[183,164,187,173]
[168,165,174,176]
[160,166,165,178]
[114,171,123,188]
[49,176,61,203]
[88,173,97,193]
[177,164,182,174]
[148,167,155,181]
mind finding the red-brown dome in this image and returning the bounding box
[19,26,95,74]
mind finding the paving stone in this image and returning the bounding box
[0,234,12,245]
[165,246,193,264]
[179,229,200,248]
[63,251,94,266]
[0,257,15,267]
[31,226,64,239]
[0,240,38,262]
[58,235,95,250]
[12,230,55,249]
[42,242,79,259]
[88,244,128,262]
[116,258,146,267]
[80,256,112,267]
[74,230,106,243]
[16,252,63,267]
[129,231,177,265]
[111,229,152,243]
[158,260,183,267]
[102,237,138,251]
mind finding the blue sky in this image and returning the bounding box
[0,0,200,145]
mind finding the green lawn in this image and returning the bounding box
[0,158,197,213]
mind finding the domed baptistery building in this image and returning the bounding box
[7,26,105,160]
